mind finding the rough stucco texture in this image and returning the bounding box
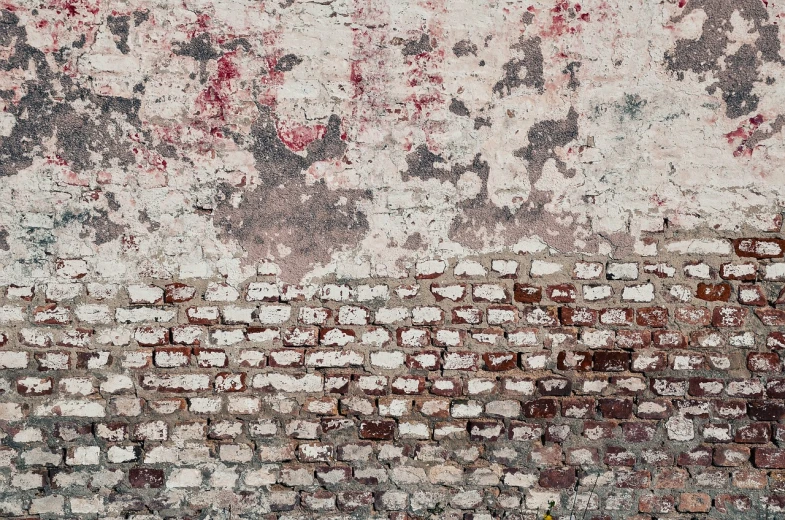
[2,0,785,518]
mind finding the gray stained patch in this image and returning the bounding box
[214,108,370,281]
[513,106,579,185]
[274,54,303,72]
[474,117,492,130]
[564,61,581,91]
[173,32,220,82]
[402,33,433,56]
[493,36,544,96]
[449,98,470,117]
[665,0,784,118]
[0,229,9,251]
[452,39,477,57]
[107,15,130,54]
[0,9,148,177]
[82,209,126,246]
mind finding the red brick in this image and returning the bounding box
[639,494,676,514]
[688,377,724,397]
[598,398,633,419]
[623,422,656,442]
[674,306,711,325]
[17,377,53,396]
[406,351,440,370]
[748,352,781,372]
[748,400,785,421]
[430,377,462,397]
[636,399,672,419]
[767,378,785,398]
[561,398,594,418]
[430,283,467,302]
[283,327,318,347]
[556,350,592,371]
[523,399,558,418]
[396,328,430,347]
[482,351,517,371]
[598,307,634,326]
[593,351,629,372]
[448,309,482,329]
[129,467,165,488]
[521,306,559,327]
[714,446,750,467]
[697,282,731,301]
[536,376,571,396]
[677,492,711,513]
[768,331,785,350]
[545,283,576,303]
[736,423,770,443]
[605,446,635,466]
[635,306,668,327]
[756,308,785,326]
[391,376,425,395]
[538,467,575,488]
[712,306,747,327]
[513,283,541,303]
[358,420,395,440]
[165,283,196,303]
[560,306,598,326]
[738,284,767,306]
[654,467,688,488]
[617,330,651,349]
[652,330,685,348]
[720,262,758,280]
[468,420,505,441]
[715,494,752,513]
[215,372,246,392]
[631,351,667,372]
[677,445,712,466]
[616,470,651,488]
[733,237,785,258]
[755,447,785,468]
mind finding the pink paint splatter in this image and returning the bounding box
[276,121,327,152]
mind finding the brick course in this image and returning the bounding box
[1,235,785,517]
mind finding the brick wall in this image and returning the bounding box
[0,234,784,518]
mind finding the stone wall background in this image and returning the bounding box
[2,0,785,518]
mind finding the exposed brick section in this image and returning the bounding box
[1,241,785,517]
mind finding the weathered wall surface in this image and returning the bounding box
[2,0,785,518]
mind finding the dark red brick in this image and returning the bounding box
[556,350,592,371]
[697,282,731,302]
[545,283,576,303]
[538,467,575,488]
[560,306,598,326]
[477,351,514,371]
[523,398,558,419]
[652,330,685,349]
[598,398,633,419]
[736,423,771,444]
[593,351,629,372]
[733,238,785,258]
[636,306,668,327]
[513,283,541,303]
[358,420,395,440]
[129,467,165,488]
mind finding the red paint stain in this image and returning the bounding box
[678,0,686,7]
[724,113,764,157]
[217,53,239,82]
[275,121,327,152]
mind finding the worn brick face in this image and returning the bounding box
[0,1,784,508]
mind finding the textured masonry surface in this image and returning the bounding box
[4,0,785,518]
[1,234,785,518]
